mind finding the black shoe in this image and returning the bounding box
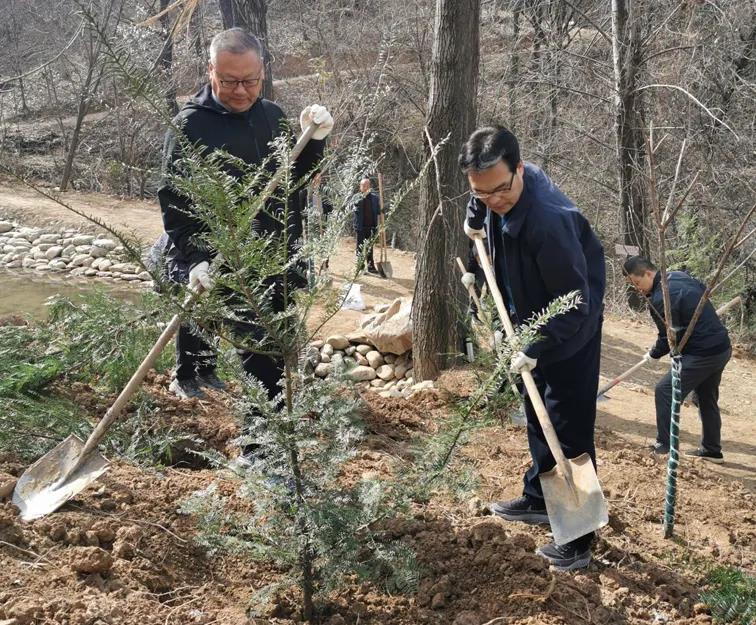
[490,495,549,524]
[169,377,206,400]
[198,371,226,391]
[367,265,379,274]
[648,442,669,456]
[685,448,724,464]
[536,540,592,571]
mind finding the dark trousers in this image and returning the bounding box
[176,324,217,380]
[356,226,376,268]
[522,324,601,548]
[655,347,731,453]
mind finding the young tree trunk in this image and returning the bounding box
[412,0,480,381]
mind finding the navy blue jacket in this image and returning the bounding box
[647,271,730,358]
[467,163,605,365]
[353,191,381,231]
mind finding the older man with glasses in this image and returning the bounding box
[459,126,605,571]
[158,28,333,463]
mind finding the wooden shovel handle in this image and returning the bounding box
[596,357,648,397]
[473,237,573,478]
[377,173,387,262]
[455,256,482,311]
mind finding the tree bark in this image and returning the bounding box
[612,0,648,307]
[159,0,178,116]
[221,0,274,100]
[412,0,480,381]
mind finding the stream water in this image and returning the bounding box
[0,270,138,319]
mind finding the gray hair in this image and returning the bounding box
[209,28,263,64]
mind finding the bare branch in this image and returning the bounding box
[634,84,740,139]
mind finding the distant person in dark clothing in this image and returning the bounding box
[460,125,606,571]
[158,27,333,449]
[623,256,731,463]
[353,177,380,273]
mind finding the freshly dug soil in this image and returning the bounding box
[1,386,752,625]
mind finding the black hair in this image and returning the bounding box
[458,126,521,173]
[623,255,657,277]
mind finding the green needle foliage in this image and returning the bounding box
[699,566,755,625]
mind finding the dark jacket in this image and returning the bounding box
[353,191,381,231]
[647,271,730,358]
[467,163,605,365]
[158,84,325,269]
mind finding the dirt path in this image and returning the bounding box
[1,180,753,489]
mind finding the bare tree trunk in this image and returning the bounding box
[612,0,648,307]
[159,0,178,116]
[412,0,480,381]
[60,68,96,192]
[224,0,274,100]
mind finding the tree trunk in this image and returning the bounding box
[612,0,648,307]
[159,0,178,116]
[224,0,274,100]
[412,0,481,381]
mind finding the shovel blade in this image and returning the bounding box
[380,261,393,279]
[596,393,610,403]
[12,434,109,521]
[540,453,608,546]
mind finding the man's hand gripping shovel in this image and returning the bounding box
[12,123,320,521]
[472,236,608,545]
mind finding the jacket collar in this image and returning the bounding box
[500,168,534,239]
[649,271,662,297]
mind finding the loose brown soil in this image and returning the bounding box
[1,183,754,624]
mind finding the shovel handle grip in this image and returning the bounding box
[473,238,572,477]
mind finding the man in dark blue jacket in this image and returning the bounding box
[460,126,605,571]
[353,177,381,273]
[623,256,731,463]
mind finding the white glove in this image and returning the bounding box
[510,351,537,374]
[300,104,334,140]
[461,272,476,289]
[489,330,503,350]
[464,220,486,240]
[189,261,214,293]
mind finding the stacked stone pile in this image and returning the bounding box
[306,334,435,399]
[0,220,153,286]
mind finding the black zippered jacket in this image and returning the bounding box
[647,271,730,358]
[158,84,325,268]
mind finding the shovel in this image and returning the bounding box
[473,237,608,545]
[376,173,393,279]
[12,124,320,521]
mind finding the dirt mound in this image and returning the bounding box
[1,387,752,624]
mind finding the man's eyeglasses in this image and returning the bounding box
[470,171,516,201]
[218,77,262,89]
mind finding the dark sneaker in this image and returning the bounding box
[198,371,227,391]
[536,540,592,571]
[490,495,549,524]
[685,448,724,464]
[648,442,669,456]
[169,377,206,400]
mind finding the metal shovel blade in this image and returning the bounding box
[596,393,610,403]
[540,452,609,546]
[12,434,109,521]
[378,260,393,279]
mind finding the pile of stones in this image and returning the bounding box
[306,334,435,399]
[0,220,153,286]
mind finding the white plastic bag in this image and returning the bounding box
[340,282,365,311]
